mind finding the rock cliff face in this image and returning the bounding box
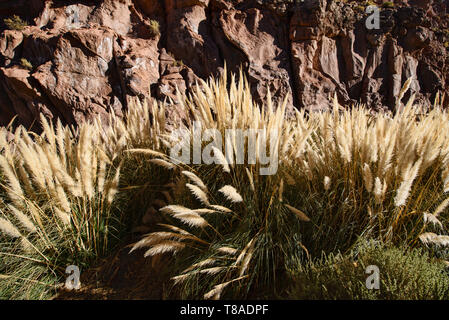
[0,0,448,129]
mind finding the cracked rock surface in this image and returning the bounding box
[0,0,447,129]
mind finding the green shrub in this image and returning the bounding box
[382,1,395,8]
[4,15,28,31]
[148,19,160,38]
[173,60,184,67]
[20,58,32,71]
[288,241,449,300]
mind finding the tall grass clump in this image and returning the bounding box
[0,94,175,299]
[0,118,124,298]
[129,71,449,299]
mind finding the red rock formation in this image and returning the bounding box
[0,0,447,129]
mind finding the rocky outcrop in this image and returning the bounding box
[0,0,448,129]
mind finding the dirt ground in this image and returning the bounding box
[54,241,173,300]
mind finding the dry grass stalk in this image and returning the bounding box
[285,204,310,222]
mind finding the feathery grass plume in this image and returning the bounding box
[235,238,256,266]
[394,159,422,207]
[442,168,449,192]
[97,160,107,193]
[130,231,204,253]
[217,246,238,255]
[433,197,449,217]
[78,125,94,199]
[53,207,71,226]
[362,163,373,193]
[203,282,229,300]
[323,176,331,191]
[397,77,412,109]
[419,232,449,247]
[160,205,208,228]
[16,162,34,196]
[419,232,438,244]
[209,204,232,213]
[0,217,21,238]
[150,158,176,170]
[143,241,186,257]
[199,266,227,275]
[423,212,443,230]
[218,185,243,203]
[211,146,230,173]
[0,155,24,206]
[239,240,256,277]
[105,165,121,204]
[54,181,71,214]
[203,276,248,300]
[161,205,197,216]
[182,258,217,274]
[186,183,210,205]
[336,126,352,164]
[7,205,36,233]
[173,212,209,228]
[285,204,310,222]
[171,273,194,285]
[194,208,216,215]
[20,236,33,252]
[373,177,383,203]
[182,171,207,191]
[126,148,168,159]
[394,179,413,207]
[373,177,387,205]
[17,141,46,191]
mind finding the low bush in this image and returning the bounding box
[288,241,449,300]
[4,15,28,31]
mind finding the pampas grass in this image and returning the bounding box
[2,68,449,300]
[143,241,186,257]
[0,216,21,238]
[125,71,449,300]
[211,147,230,173]
[186,183,210,205]
[7,205,36,233]
[423,212,443,229]
[0,111,124,298]
[182,171,207,191]
[218,186,243,203]
[419,232,449,247]
[160,205,209,228]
